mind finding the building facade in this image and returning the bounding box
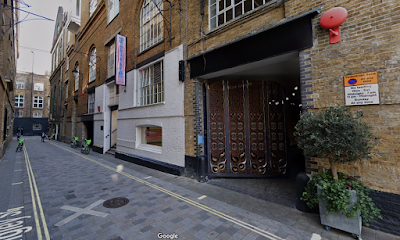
[13,72,50,136]
[50,0,400,235]
[0,0,18,158]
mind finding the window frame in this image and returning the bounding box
[107,42,115,79]
[108,0,119,23]
[89,0,97,17]
[139,0,163,52]
[74,64,79,92]
[33,96,44,109]
[33,112,42,118]
[137,59,164,106]
[89,48,97,83]
[209,0,275,30]
[16,81,24,89]
[136,125,163,153]
[88,92,95,114]
[14,95,24,108]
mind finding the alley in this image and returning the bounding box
[0,137,398,240]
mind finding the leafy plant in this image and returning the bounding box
[294,106,376,180]
[302,170,382,226]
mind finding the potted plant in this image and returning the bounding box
[294,106,381,238]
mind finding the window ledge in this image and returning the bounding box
[137,144,162,154]
[133,102,165,109]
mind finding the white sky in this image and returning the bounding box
[17,0,69,75]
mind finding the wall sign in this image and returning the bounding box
[344,71,379,106]
[115,34,126,86]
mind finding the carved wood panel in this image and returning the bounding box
[247,81,268,175]
[209,81,227,174]
[228,81,246,174]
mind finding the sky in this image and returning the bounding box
[17,0,69,75]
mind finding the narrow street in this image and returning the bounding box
[0,137,397,240]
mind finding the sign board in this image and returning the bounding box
[115,34,126,86]
[344,71,379,106]
[344,71,377,87]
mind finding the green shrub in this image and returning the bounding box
[302,170,382,226]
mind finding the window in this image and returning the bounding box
[89,0,97,16]
[89,48,96,82]
[88,93,95,113]
[33,123,42,131]
[16,81,24,89]
[67,31,70,45]
[142,126,162,146]
[107,42,115,78]
[138,60,164,106]
[33,96,43,108]
[33,112,42,118]
[16,111,23,118]
[209,0,274,29]
[66,56,69,71]
[140,0,163,52]
[34,83,44,91]
[74,64,79,91]
[14,95,24,108]
[65,80,69,100]
[108,0,119,23]
[76,0,81,16]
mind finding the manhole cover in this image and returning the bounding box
[103,197,129,208]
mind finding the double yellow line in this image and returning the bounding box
[24,145,50,240]
[50,142,284,240]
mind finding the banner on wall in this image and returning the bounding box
[115,34,126,86]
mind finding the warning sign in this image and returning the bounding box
[344,71,378,87]
[344,71,379,106]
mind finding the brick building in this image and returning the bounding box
[13,72,50,136]
[0,0,18,158]
[50,0,400,235]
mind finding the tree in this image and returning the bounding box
[294,106,376,180]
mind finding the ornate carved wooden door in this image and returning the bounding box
[207,80,287,177]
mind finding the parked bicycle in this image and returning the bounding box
[81,139,91,155]
[71,137,79,148]
[48,133,55,140]
[16,138,24,152]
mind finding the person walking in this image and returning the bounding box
[41,132,45,142]
[17,131,21,140]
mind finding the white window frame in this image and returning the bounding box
[17,112,23,118]
[33,112,42,118]
[74,64,79,91]
[33,123,42,131]
[33,96,44,109]
[66,56,69,71]
[88,93,95,113]
[89,0,97,16]
[89,48,96,82]
[140,0,163,52]
[107,42,115,78]
[76,0,81,16]
[136,125,162,153]
[16,81,24,89]
[15,95,24,108]
[138,60,164,106]
[65,80,69,100]
[108,0,119,23]
[209,0,274,30]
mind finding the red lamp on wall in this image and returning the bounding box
[320,7,348,44]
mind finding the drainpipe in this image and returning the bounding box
[58,66,62,140]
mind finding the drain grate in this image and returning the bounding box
[103,197,129,208]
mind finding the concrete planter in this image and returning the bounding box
[317,188,362,239]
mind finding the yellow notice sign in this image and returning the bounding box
[344,71,378,87]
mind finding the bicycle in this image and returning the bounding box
[71,137,79,148]
[48,133,55,140]
[81,139,91,155]
[16,138,24,152]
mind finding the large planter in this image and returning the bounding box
[317,188,362,238]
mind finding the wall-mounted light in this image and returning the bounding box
[72,68,79,78]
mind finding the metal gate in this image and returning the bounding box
[207,80,287,177]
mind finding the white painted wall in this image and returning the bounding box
[117,45,185,167]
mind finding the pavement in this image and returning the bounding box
[0,136,399,240]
